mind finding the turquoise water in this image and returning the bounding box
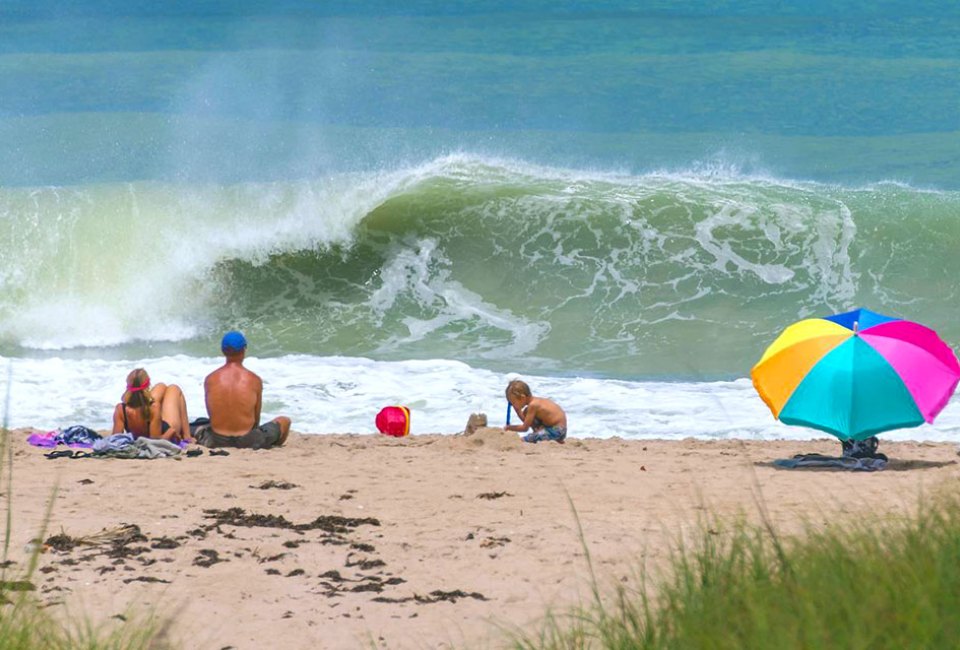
[2,2,958,187]
[1,2,958,436]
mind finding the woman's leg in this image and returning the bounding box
[150,382,167,408]
[160,384,190,443]
[176,387,193,443]
[146,383,168,438]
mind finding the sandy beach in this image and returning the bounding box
[4,428,959,649]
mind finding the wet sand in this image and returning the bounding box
[6,428,960,649]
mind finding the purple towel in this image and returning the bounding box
[27,432,58,448]
[28,427,100,449]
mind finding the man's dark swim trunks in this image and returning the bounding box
[195,421,283,449]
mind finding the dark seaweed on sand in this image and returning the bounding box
[122,576,171,584]
[373,589,488,604]
[202,507,380,532]
[150,536,180,549]
[193,549,226,568]
[477,492,512,500]
[45,524,148,557]
[345,554,386,570]
[251,480,299,490]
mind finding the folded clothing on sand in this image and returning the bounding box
[28,426,102,448]
[93,433,135,452]
[89,433,182,459]
[188,417,210,436]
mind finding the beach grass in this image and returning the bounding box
[1,388,170,650]
[0,598,168,650]
[514,490,960,650]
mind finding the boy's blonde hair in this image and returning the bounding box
[505,379,531,400]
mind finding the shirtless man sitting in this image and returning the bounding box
[194,331,291,449]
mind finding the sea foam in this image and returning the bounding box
[3,354,958,442]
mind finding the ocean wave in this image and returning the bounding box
[1,154,958,377]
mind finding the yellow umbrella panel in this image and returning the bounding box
[751,319,852,419]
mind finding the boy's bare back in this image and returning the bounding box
[525,396,567,429]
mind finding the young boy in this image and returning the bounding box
[503,379,567,444]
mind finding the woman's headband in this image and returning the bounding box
[127,379,150,392]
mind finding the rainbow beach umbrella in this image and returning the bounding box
[752,308,960,441]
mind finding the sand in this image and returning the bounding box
[4,427,960,649]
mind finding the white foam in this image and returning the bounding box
[367,237,548,359]
[2,354,958,442]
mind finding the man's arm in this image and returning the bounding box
[254,377,263,426]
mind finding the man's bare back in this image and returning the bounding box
[205,361,263,437]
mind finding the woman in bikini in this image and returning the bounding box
[112,368,194,444]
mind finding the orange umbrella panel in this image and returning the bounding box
[751,319,852,417]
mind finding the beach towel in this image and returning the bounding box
[774,436,887,472]
[27,431,58,448]
[773,455,887,471]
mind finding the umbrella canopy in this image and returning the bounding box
[752,308,960,440]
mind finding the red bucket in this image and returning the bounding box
[376,406,411,437]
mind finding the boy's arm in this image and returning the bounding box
[504,403,538,432]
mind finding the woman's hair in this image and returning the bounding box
[122,368,154,428]
[506,379,531,400]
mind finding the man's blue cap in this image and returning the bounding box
[221,330,247,353]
